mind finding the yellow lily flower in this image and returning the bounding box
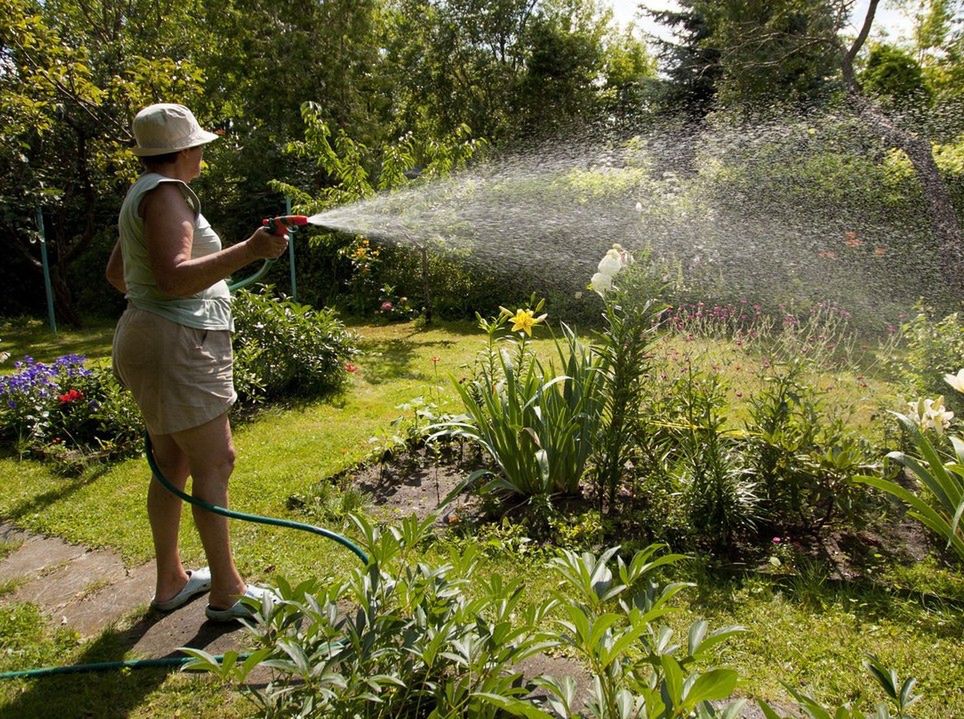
[509,308,545,336]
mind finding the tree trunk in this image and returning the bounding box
[51,265,82,328]
[855,99,964,300]
[842,0,964,303]
[420,244,433,323]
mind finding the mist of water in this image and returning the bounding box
[307,106,961,328]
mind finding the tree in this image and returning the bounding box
[646,1,723,117]
[860,43,932,108]
[646,0,963,299]
[0,0,208,325]
[840,0,964,300]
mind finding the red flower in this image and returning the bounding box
[345,362,359,373]
[843,231,862,248]
[58,388,83,404]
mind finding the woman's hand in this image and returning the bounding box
[244,227,289,260]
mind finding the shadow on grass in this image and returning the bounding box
[0,609,239,719]
[358,336,458,384]
[0,464,112,525]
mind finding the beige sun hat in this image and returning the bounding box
[131,103,219,157]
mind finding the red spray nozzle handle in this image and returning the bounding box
[261,215,309,235]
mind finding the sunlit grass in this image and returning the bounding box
[0,316,116,369]
[0,317,960,717]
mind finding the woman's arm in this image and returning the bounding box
[106,240,127,293]
[144,184,288,298]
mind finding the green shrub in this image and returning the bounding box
[185,513,553,718]
[882,306,964,417]
[232,287,358,406]
[186,518,749,719]
[743,357,875,533]
[662,367,759,551]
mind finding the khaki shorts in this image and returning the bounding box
[112,306,237,435]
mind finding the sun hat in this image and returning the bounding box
[131,103,219,156]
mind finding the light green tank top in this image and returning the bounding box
[118,172,233,330]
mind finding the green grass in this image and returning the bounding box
[0,317,961,717]
[0,316,117,368]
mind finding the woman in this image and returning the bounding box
[106,103,287,621]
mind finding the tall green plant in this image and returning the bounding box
[433,305,604,499]
[857,376,964,562]
[485,544,746,719]
[670,368,759,551]
[592,284,665,513]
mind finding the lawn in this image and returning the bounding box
[0,316,961,718]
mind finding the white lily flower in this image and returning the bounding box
[908,396,954,433]
[944,368,964,394]
[598,250,622,276]
[590,271,614,297]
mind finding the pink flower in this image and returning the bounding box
[380,301,394,312]
[345,362,358,373]
[772,536,781,544]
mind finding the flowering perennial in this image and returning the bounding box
[944,368,964,394]
[0,355,91,412]
[590,243,633,297]
[906,396,955,434]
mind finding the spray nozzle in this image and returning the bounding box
[261,215,309,236]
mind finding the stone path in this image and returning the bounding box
[0,523,248,665]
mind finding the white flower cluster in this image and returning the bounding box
[907,396,955,434]
[590,244,634,297]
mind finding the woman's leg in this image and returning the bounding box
[147,431,191,603]
[169,412,246,609]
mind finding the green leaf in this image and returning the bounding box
[683,669,738,706]
[473,692,555,718]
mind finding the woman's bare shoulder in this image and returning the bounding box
[140,181,193,220]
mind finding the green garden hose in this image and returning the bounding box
[0,435,368,681]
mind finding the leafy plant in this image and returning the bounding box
[668,367,759,551]
[432,307,605,499]
[232,287,358,406]
[759,655,921,719]
[184,513,552,719]
[858,411,964,562]
[744,359,872,531]
[487,544,746,719]
[592,262,666,513]
[881,306,964,416]
[0,355,142,470]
